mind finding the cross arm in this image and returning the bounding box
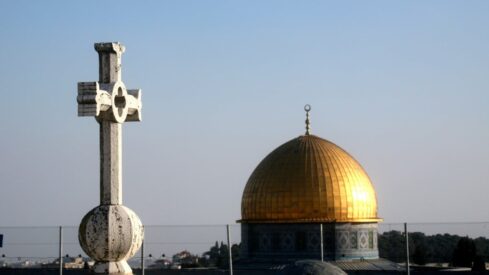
[77,81,142,123]
[125,89,142,122]
[77,82,111,117]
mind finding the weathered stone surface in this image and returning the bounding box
[79,205,143,262]
[93,261,132,275]
[77,42,143,275]
[77,81,141,123]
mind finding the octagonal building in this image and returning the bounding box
[239,109,381,261]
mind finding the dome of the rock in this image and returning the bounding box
[241,134,380,223]
[238,106,381,262]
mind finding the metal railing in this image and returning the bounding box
[1,222,489,273]
[0,224,241,274]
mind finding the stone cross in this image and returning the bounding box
[77,42,143,275]
[77,42,142,205]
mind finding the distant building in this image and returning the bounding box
[172,250,199,266]
[148,259,171,269]
[42,256,86,269]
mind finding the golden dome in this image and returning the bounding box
[241,134,380,223]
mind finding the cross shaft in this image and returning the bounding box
[77,42,142,205]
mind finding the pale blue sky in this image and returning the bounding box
[0,1,488,226]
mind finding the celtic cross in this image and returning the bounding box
[77,42,143,275]
[77,42,141,205]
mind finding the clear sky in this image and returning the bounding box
[0,1,488,226]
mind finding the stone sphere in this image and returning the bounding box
[79,205,143,262]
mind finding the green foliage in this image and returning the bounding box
[203,241,240,268]
[378,230,489,266]
[412,243,427,265]
[451,237,476,267]
[409,232,427,265]
[378,230,405,262]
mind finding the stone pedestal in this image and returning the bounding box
[79,205,143,274]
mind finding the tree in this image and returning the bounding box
[219,242,229,268]
[410,232,427,265]
[378,230,405,262]
[412,244,427,265]
[451,237,476,267]
[203,241,241,269]
[474,237,489,262]
[231,243,240,260]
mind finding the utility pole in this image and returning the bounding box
[404,223,410,275]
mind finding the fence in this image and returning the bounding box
[0,224,241,271]
[1,222,489,271]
